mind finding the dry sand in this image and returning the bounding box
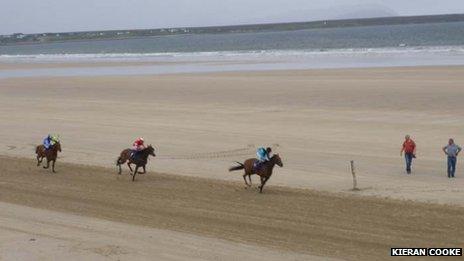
[1,66,464,205]
[1,65,464,260]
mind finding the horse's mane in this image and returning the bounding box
[139,145,154,156]
[143,145,154,151]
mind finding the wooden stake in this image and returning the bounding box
[350,160,359,191]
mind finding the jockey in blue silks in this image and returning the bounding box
[255,147,272,170]
[43,134,59,150]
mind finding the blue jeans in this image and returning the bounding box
[447,156,457,178]
[404,153,413,173]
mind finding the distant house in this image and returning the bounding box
[13,33,25,39]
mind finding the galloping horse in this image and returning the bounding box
[116,145,156,181]
[229,154,283,193]
[36,142,62,173]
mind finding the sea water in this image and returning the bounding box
[1,21,464,78]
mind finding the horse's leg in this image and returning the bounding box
[132,166,139,182]
[43,159,50,169]
[258,176,264,191]
[127,162,133,173]
[141,165,146,174]
[37,155,41,166]
[52,160,56,173]
[243,174,249,186]
[260,176,270,193]
[248,174,252,186]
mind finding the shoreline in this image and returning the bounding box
[1,45,464,79]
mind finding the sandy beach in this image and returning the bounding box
[1,156,463,260]
[0,201,322,261]
[1,65,464,203]
[1,64,464,259]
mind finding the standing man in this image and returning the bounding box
[400,135,416,174]
[443,138,462,178]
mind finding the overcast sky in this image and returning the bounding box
[1,0,463,34]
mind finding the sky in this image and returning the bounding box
[1,0,463,34]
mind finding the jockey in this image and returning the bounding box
[131,137,146,158]
[255,147,272,169]
[43,134,59,150]
[257,147,272,162]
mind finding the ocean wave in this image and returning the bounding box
[1,45,464,62]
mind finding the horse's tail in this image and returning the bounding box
[229,162,245,172]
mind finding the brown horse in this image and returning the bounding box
[229,154,283,193]
[116,145,156,181]
[36,142,62,173]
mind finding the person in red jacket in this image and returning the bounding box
[400,135,416,174]
[131,137,146,159]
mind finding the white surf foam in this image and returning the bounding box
[1,45,464,63]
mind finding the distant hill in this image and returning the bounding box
[335,4,398,20]
[1,13,463,46]
[260,3,398,23]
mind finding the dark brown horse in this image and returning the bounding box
[229,154,283,193]
[116,145,156,181]
[36,142,62,173]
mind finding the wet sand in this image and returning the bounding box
[0,202,322,261]
[1,156,463,260]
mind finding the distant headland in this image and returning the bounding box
[1,13,463,46]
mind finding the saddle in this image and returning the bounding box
[130,150,141,160]
[253,160,265,172]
